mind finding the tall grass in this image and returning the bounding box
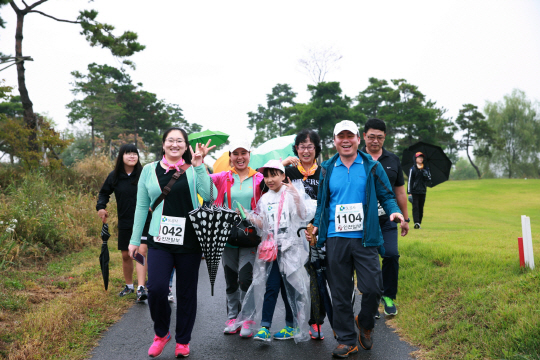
[0,155,116,269]
[395,179,540,359]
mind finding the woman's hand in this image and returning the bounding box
[282,156,300,167]
[97,209,108,224]
[198,139,216,159]
[190,143,204,167]
[128,244,139,260]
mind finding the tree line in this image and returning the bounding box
[248,81,540,179]
[1,1,539,178]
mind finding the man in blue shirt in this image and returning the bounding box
[308,120,404,358]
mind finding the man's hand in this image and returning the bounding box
[400,221,409,237]
[305,226,318,244]
[390,213,405,227]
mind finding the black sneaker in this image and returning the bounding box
[374,309,380,319]
[355,315,373,350]
[137,286,147,302]
[414,223,420,229]
[332,344,358,358]
[119,285,134,297]
[382,296,397,316]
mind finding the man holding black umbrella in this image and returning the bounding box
[361,118,410,318]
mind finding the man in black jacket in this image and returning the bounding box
[407,152,432,229]
[361,118,410,317]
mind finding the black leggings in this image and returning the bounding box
[412,193,426,224]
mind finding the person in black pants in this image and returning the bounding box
[407,152,432,229]
[361,118,410,317]
[97,143,149,302]
[128,128,216,358]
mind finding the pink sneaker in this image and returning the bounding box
[223,318,240,334]
[240,320,255,338]
[148,332,171,358]
[175,343,190,358]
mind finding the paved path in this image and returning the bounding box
[90,262,416,360]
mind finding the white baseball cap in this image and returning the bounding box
[257,159,285,174]
[229,140,252,153]
[333,120,359,136]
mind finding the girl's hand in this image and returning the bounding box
[190,143,203,167]
[198,139,216,159]
[128,244,139,260]
[97,209,108,224]
[282,177,299,196]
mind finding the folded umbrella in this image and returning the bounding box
[401,141,452,187]
[99,223,110,291]
[189,184,238,296]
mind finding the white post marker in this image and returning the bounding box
[521,215,535,270]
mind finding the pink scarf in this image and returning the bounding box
[162,156,185,174]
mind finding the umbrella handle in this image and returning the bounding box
[297,227,307,237]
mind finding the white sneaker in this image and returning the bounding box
[224,319,240,334]
[240,320,255,338]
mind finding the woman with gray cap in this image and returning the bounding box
[205,140,264,337]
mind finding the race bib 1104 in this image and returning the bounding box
[335,203,363,232]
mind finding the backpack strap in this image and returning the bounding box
[150,163,190,212]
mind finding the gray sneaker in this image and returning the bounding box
[137,286,147,302]
[119,285,134,297]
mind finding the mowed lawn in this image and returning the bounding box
[394,179,540,359]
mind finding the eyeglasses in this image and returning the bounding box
[166,138,185,145]
[297,145,315,151]
[125,153,138,157]
[366,135,385,141]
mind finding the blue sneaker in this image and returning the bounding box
[254,327,271,342]
[273,326,296,340]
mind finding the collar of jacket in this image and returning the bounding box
[229,167,258,182]
[321,150,378,174]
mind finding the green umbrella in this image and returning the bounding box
[188,130,229,149]
[249,135,296,169]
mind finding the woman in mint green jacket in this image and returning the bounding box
[128,127,217,358]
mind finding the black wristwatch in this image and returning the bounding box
[405,218,411,223]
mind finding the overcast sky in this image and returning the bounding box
[1,0,540,151]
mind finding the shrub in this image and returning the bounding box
[72,155,113,194]
[0,171,117,268]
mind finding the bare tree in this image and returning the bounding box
[298,46,343,84]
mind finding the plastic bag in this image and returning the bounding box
[258,234,278,262]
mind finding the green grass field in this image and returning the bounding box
[394,179,540,359]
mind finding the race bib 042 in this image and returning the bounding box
[156,215,186,245]
[335,203,363,232]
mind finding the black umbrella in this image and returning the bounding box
[189,204,237,296]
[401,141,452,187]
[99,223,110,291]
[298,228,334,338]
